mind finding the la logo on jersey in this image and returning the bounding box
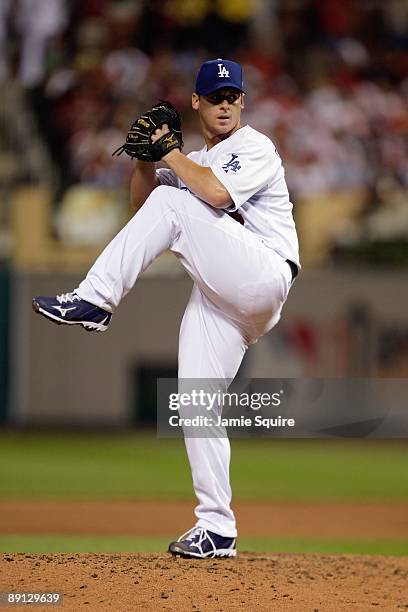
[222,153,241,174]
[217,63,230,78]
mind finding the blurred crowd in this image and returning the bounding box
[1,0,408,255]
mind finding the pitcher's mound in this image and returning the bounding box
[1,552,408,611]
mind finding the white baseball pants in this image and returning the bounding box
[76,185,292,537]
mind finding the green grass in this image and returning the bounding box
[1,535,407,556]
[0,431,407,500]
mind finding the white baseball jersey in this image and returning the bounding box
[157,124,300,267]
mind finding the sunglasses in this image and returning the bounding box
[203,91,242,105]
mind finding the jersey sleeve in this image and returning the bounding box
[210,137,279,211]
[156,168,179,188]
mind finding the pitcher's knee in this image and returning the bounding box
[148,185,187,210]
[149,184,219,219]
[153,184,178,197]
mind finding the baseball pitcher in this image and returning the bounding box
[33,59,300,559]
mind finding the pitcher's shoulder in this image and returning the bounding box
[242,125,275,147]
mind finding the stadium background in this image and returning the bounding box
[0,0,407,563]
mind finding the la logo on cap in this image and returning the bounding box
[217,62,230,78]
[195,58,245,95]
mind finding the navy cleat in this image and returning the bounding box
[32,292,112,332]
[168,527,236,559]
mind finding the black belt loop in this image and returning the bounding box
[286,260,298,282]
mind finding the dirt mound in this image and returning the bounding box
[1,553,408,611]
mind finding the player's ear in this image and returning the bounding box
[192,93,199,110]
[240,93,245,110]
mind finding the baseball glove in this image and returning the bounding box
[112,100,183,162]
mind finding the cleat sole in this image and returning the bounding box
[170,550,237,559]
[168,544,236,559]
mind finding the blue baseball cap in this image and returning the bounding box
[195,59,245,95]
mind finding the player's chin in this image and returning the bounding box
[214,119,234,135]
